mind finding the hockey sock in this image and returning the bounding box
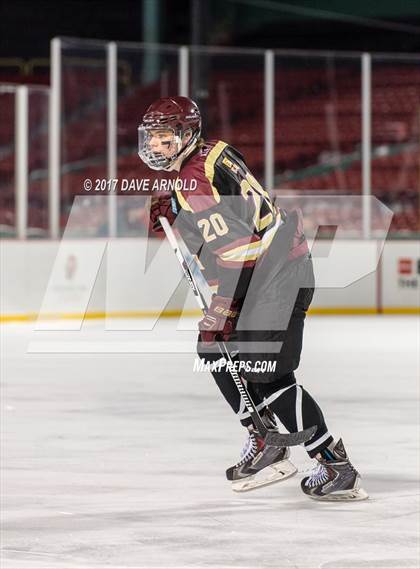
[255,376,333,457]
[196,349,265,427]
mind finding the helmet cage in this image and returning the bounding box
[138,125,183,171]
[138,109,201,170]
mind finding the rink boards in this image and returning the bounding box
[1,238,419,322]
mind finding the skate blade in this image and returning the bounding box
[232,460,297,493]
[308,487,369,502]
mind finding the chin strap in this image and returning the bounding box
[164,133,199,171]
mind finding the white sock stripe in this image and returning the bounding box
[263,383,295,407]
[236,382,296,421]
[305,431,332,452]
[237,410,251,420]
[237,399,267,420]
[295,385,303,432]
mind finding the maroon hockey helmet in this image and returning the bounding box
[138,96,201,170]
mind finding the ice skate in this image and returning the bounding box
[301,439,369,501]
[226,410,297,492]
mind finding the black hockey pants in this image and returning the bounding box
[197,257,333,458]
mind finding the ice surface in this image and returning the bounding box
[1,316,419,569]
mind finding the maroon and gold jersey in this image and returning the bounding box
[172,140,307,298]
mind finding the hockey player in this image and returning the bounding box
[138,96,368,501]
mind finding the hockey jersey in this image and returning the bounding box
[170,140,308,298]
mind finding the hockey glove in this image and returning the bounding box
[199,295,240,345]
[150,195,176,233]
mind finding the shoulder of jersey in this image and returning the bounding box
[183,140,224,168]
[176,140,230,212]
[183,140,244,175]
[178,139,225,184]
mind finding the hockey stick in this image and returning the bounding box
[160,216,316,447]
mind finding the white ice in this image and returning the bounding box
[1,316,419,569]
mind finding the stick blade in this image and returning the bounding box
[264,425,317,447]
